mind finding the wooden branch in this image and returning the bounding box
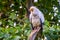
[28,27,40,40]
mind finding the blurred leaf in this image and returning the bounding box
[9,12,16,20]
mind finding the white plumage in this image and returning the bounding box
[29,6,44,23]
[29,6,44,29]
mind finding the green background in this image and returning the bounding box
[0,0,60,40]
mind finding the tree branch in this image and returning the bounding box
[28,27,40,40]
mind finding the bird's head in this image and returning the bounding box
[29,6,38,16]
[29,6,37,12]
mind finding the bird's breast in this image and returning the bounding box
[32,17,40,27]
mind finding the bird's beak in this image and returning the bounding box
[29,8,33,12]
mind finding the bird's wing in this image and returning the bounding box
[33,9,45,23]
[38,11,45,23]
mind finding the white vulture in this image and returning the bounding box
[29,6,44,30]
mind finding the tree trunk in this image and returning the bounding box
[26,0,34,17]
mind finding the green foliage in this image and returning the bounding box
[0,0,60,40]
[0,18,31,40]
[43,20,60,40]
[0,19,60,40]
